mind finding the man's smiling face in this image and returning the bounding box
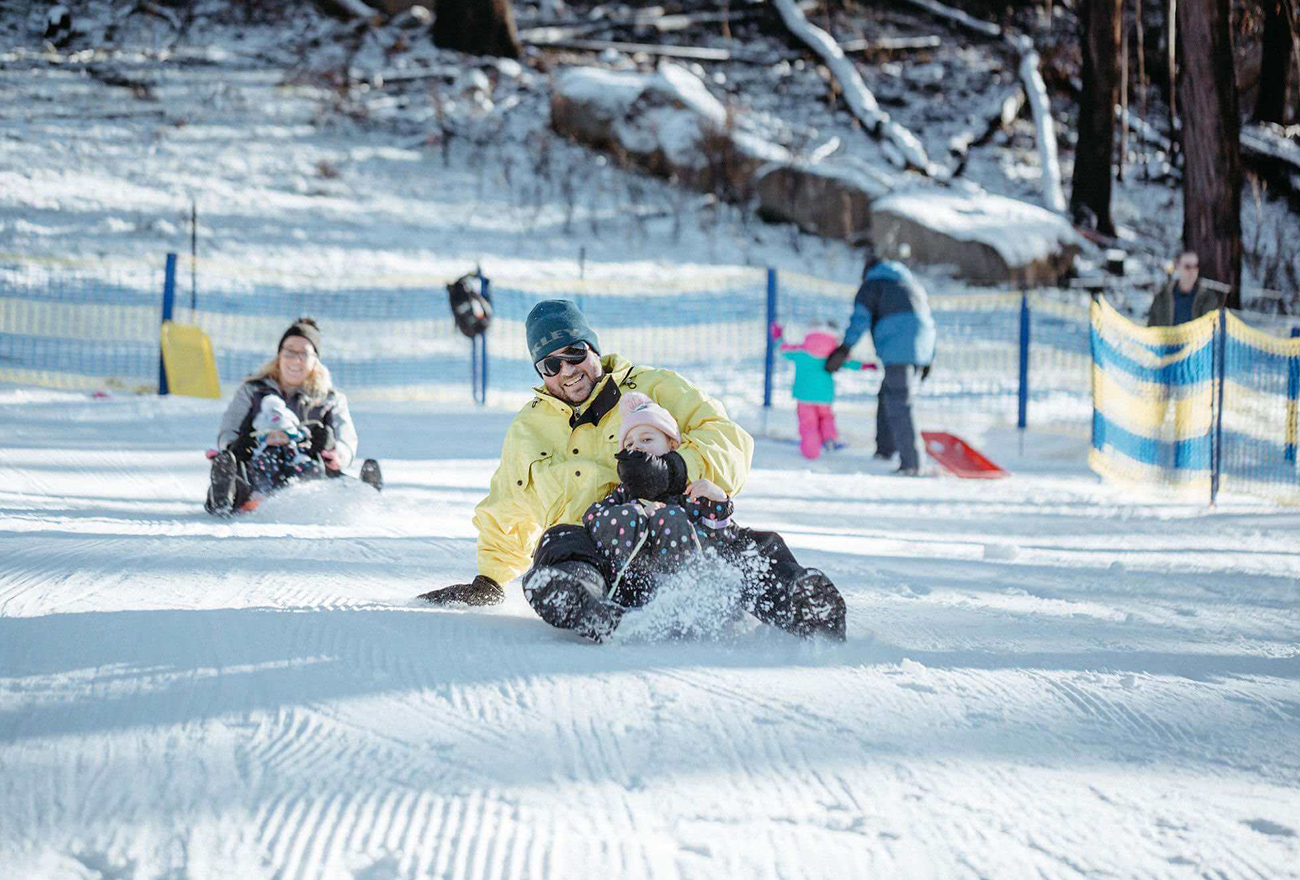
[542,346,603,405]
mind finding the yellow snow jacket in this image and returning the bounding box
[473,354,753,586]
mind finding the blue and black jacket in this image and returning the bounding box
[842,260,936,366]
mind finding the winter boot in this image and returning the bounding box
[204,449,239,516]
[522,560,624,643]
[360,458,383,492]
[787,569,847,641]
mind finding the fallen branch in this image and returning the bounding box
[1241,123,1300,169]
[838,35,943,52]
[897,0,1002,39]
[517,23,610,43]
[371,65,464,84]
[808,135,842,163]
[525,38,752,62]
[770,0,934,174]
[652,2,817,32]
[315,0,378,20]
[1015,36,1066,213]
[1240,122,1300,194]
[1119,108,1173,153]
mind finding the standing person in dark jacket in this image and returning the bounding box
[1148,250,1218,326]
[825,241,936,476]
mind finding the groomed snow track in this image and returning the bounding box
[1,391,1298,879]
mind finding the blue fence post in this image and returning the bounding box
[480,275,491,405]
[1286,327,1299,463]
[763,268,777,410]
[1210,307,1228,505]
[1017,291,1030,433]
[158,252,176,395]
[1088,292,1099,459]
[469,271,492,405]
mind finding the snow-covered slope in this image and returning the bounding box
[1,390,1298,879]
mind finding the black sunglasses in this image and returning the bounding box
[536,341,591,377]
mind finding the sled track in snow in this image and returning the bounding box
[2,399,1299,878]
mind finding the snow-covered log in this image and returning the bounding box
[318,0,378,20]
[838,35,943,53]
[770,0,934,175]
[898,0,1002,39]
[1120,108,1173,153]
[522,38,746,63]
[1241,123,1300,169]
[1240,122,1300,194]
[1015,36,1066,214]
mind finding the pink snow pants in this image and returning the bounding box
[797,402,837,460]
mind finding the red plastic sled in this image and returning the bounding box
[921,431,1009,479]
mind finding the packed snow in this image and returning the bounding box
[2,391,1299,879]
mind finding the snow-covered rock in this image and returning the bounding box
[756,160,895,241]
[551,64,791,199]
[871,189,1083,286]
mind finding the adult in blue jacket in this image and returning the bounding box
[825,243,936,475]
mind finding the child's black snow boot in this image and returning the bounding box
[789,569,847,641]
[204,449,238,516]
[522,560,624,643]
[360,458,383,492]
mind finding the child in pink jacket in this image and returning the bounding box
[779,324,873,460]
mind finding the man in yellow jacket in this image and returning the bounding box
[419,299,844,641]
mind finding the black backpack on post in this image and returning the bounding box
[447,274,493,338]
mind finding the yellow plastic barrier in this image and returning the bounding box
[160,321,221,398]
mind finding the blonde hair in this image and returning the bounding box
[247,355,333,406]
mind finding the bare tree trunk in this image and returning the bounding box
[432,0,523,58]
[1286,0,1300,112]
[1167,0,1178,137]
[1070,0,1122,235]
[1177,0,1242,305]
[1119,12,1129,182]
[1136,0,1149,177]
[1255,0,1292,123]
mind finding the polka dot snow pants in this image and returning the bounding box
[585,500,701,603]
[248,444,321,495]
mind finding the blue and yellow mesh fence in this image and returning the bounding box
[0,253,1096,423]
[11,252,1277,437]
[1089,295,1300,505]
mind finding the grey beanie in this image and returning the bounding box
[279,317,322,355]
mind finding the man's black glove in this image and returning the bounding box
[824,343,852,373]
[417,575,504,606]
[615,448,688,501]
[921,363,931,381]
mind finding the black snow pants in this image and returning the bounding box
[876,363,924,471]
[521,522,846,642]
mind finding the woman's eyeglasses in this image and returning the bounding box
[536,341,590,377]
[280,347,315,363]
